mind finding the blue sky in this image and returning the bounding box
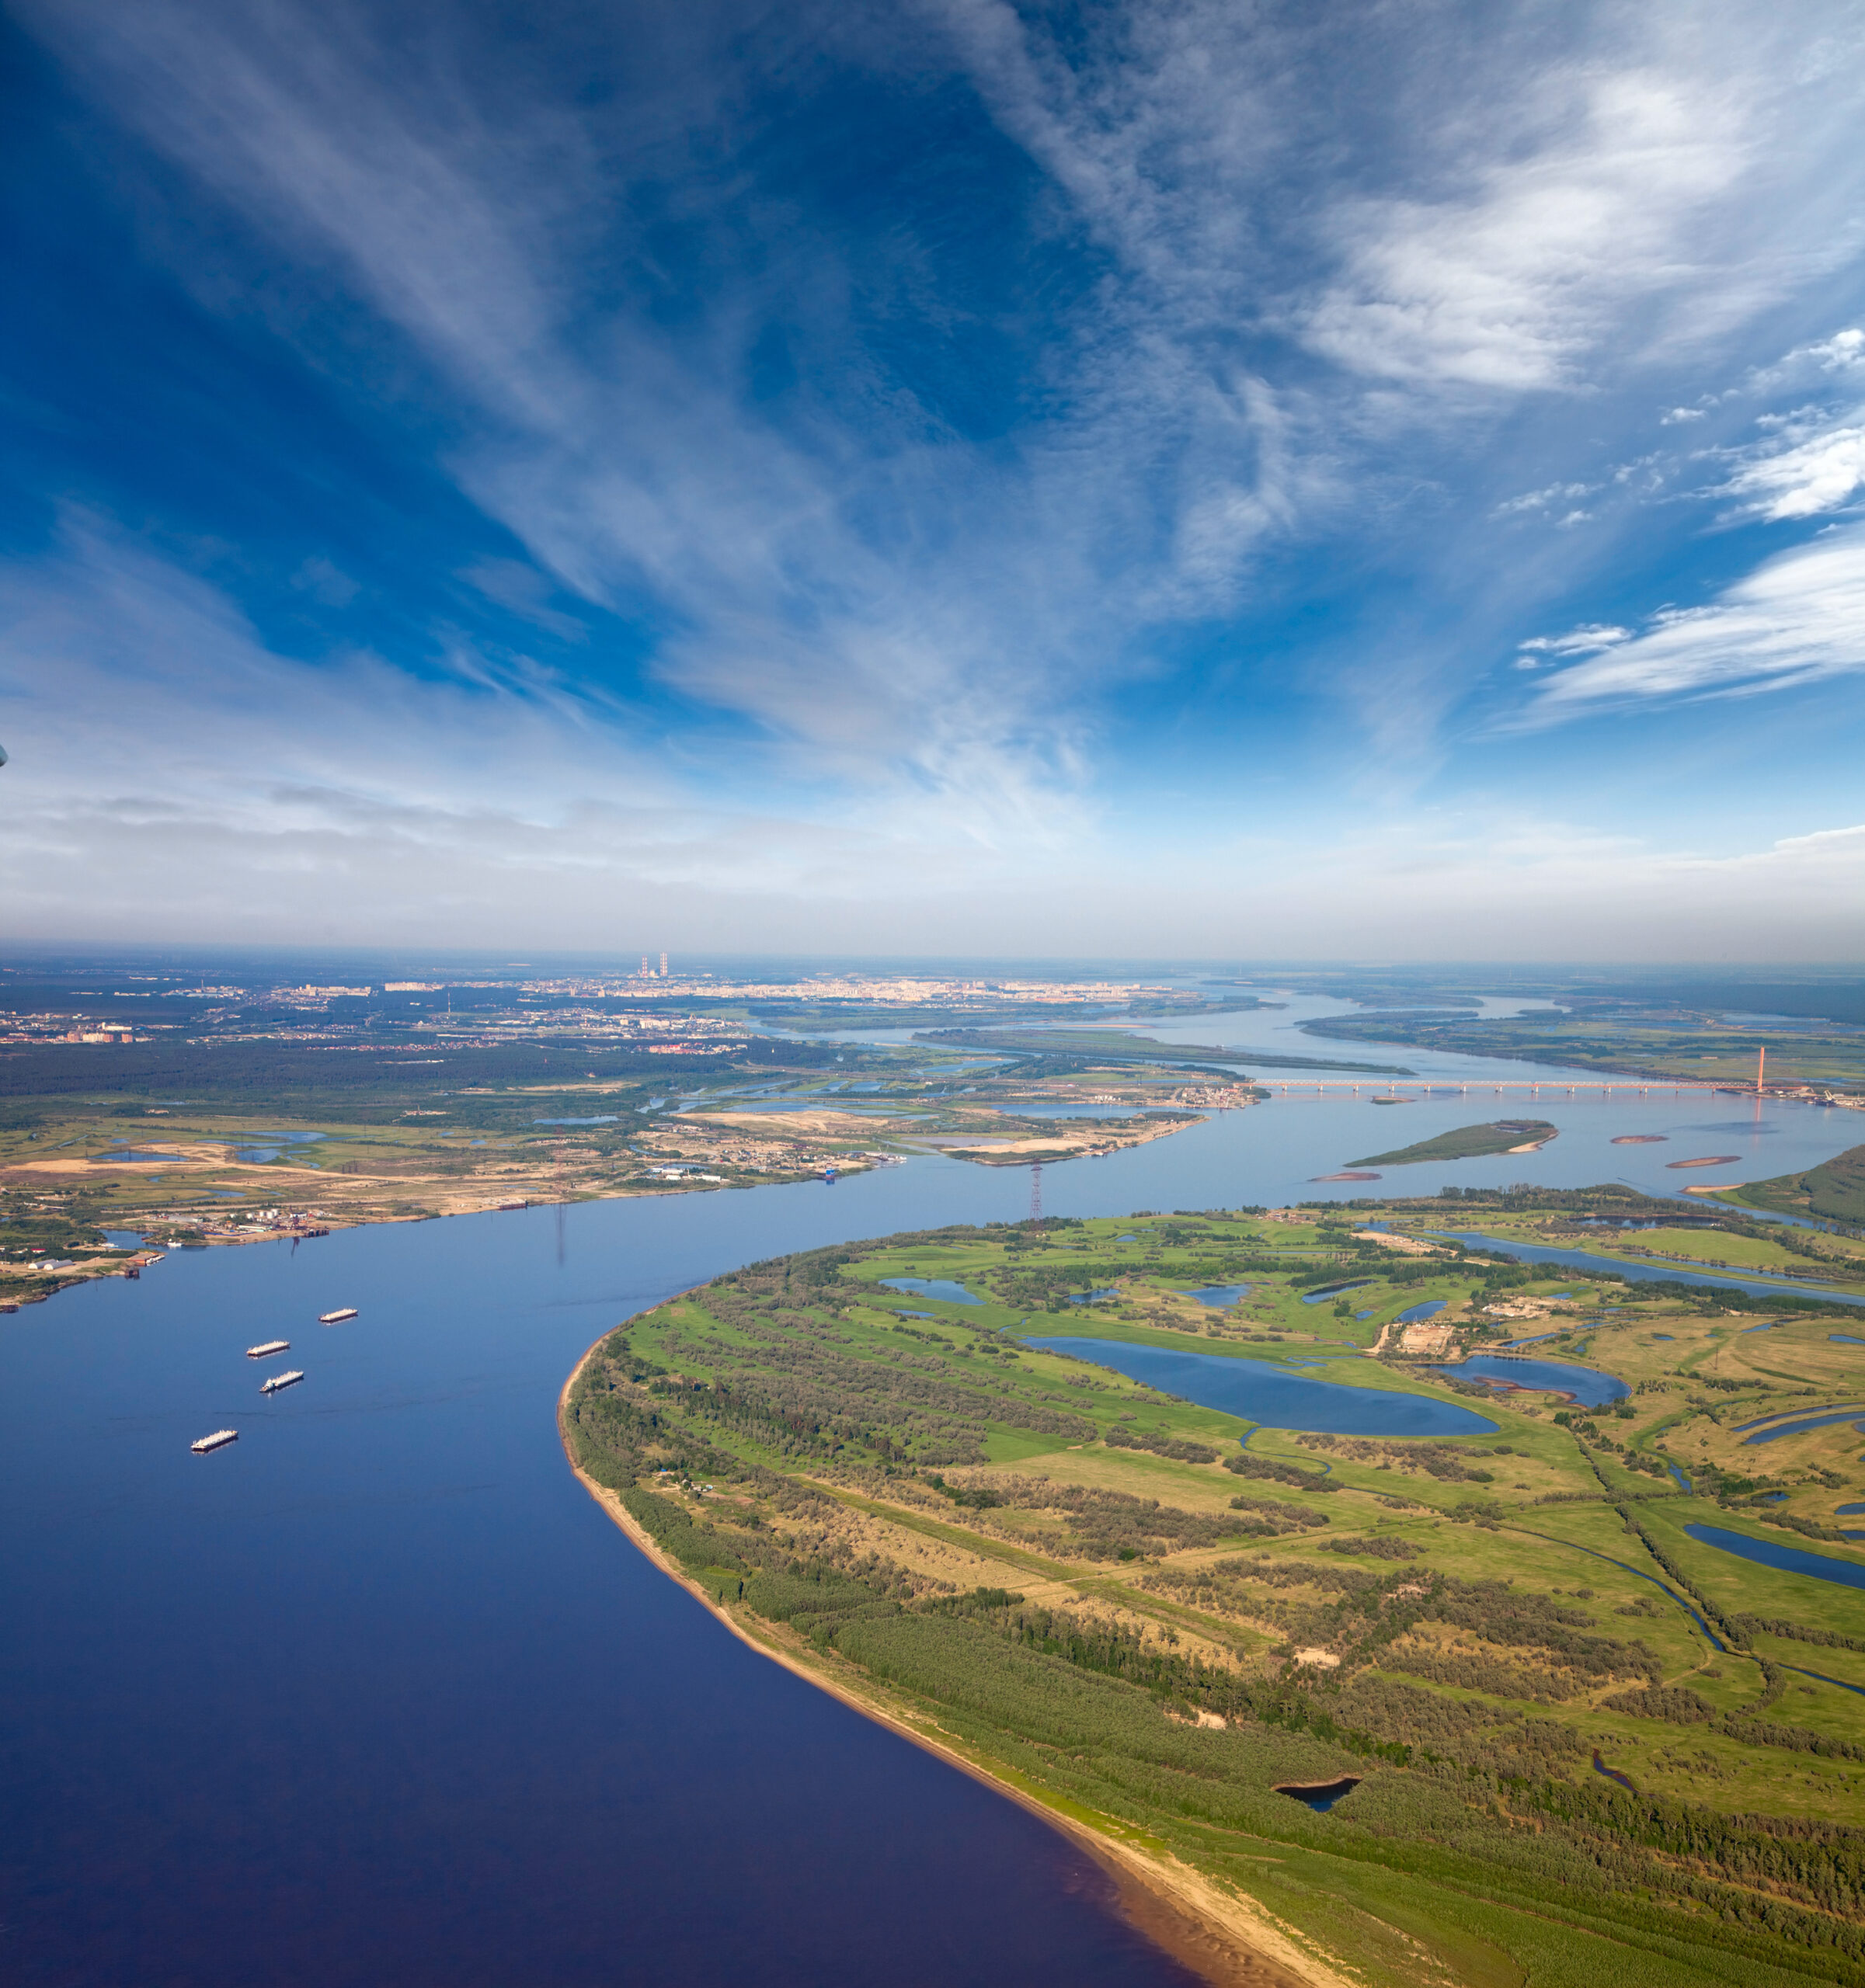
[5,0,1864,958]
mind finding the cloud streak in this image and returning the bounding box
[1527,522,1865,714]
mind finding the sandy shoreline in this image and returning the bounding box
[555,1333,1345,1988]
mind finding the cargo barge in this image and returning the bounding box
[317,1308,358,1324]
[246,1339,291,1359]
[190,1429,238,1455]
[259,1370,304,1395]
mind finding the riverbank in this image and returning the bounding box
[555,1329,1340,1988]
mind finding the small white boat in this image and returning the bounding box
[317,1308,358,1324]
[259,1370,304,1395]
[190,1429,238,1454]
[246,1339,291,1359]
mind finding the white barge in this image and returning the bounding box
[190,1429,238,1454]
[259,1370,304,1395]
[246,1339,291,1359]
[317,1308,358,1324]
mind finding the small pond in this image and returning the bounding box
[1396,1301,1444,1324]
[532,1116,619,1126]
[879,1277,982,1306]
[1685,1524,1865,1593]
[1067,1288,1121,1305]
[1442,1356,1627,1407]
[235,1128,331,1162]
[1300,1280,1376,1306]
[92,1150,174,1164]
[1021,1338,1497,1437]
[1833,1336,1865,1346]
[1180,1285,1251,1308]
[1275,1777,1360,1812]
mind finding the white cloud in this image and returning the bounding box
[1527,523,1865,714]
[1302,70,1756,390]
[1518,624,1630,656]
[1494,482,1595,518]
[1716,408,1865,520]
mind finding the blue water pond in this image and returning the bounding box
[1832,1335,1865,1346]
[1068,1288,1121,1304]
[1181,1285,1251,1308]
[880,1277,982,1306]
[1023,1337,1496,1437]
[1685,1524,1865,1592]
[1445,1356,1627,1407]
[235,1128,331,1162]
[1301,1280,1376,1306]
[1276,1778,1360,1812]
[1397,1301,1445,1324]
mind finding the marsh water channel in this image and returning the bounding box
[5,997,1862,1983]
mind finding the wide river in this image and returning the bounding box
[4,1003,1858,1984]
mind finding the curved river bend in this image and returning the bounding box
[5,1036,1860,1984]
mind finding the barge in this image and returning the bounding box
[190,1429,238,1455]
[246,1339,291,1359]
[259,1370,304,1395]
[317,1308,358,1324]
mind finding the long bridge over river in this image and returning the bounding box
[1261,1078,1755,1097]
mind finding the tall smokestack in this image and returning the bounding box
[660,951,668,978]
[1757,1045,1766,1096]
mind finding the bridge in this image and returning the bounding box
[1261,1079,1745,1097]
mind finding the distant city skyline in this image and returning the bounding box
[4,1,1864,958]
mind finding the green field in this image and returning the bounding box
[562,1198,1865,1988]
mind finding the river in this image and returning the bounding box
[4,1001,1860,1983]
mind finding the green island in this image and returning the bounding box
[1349,1119,1559,1168]
[562,1191,1865,1988]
